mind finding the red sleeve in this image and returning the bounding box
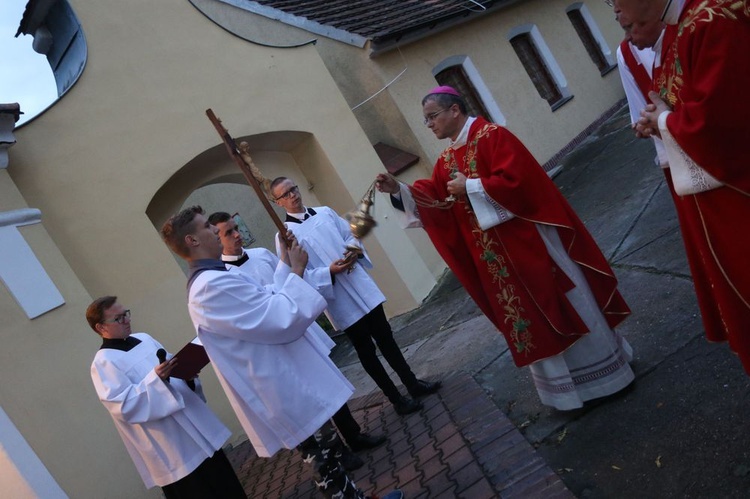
[666,9,750,192]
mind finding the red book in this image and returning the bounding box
[170,339,210,380]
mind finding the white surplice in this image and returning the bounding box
[222,247,336,353]
[187,266,354,457]
[276,206,385,331]
[91,332,231,488]
[616,37,669,167]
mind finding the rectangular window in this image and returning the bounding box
[435,65,491,119]
[510,34,563,105]
[567,9,609,73]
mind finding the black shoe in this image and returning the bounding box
[393,396,422,415]
[348,432,387,452]
[338,449,364,471]
[407,379,442,398]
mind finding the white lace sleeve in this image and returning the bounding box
[658,111,723,195]
[465,178,515,230]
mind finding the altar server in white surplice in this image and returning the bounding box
[207,211,386,459]
[270,177,441,417]
[87,296,245,498]
[160,206,400,499]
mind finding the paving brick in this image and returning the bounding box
[449,460,486,489]
[226,371,570,499]
[415,442,440,466]
[432,485,460,499]
[419,453,448,482]
[397,476,426,498]
[444,445,475,473]
[431,419,460,444]
[409,429,432,450]
[424,411,452,435]
[456,477,499,499]
[424,471,458,497]
[438,431,468,460]
[393,458,422,484]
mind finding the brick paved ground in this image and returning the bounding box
[226,371,573,498]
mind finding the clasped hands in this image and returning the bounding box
[635,91,671,139]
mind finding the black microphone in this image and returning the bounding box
[156,348,169,383]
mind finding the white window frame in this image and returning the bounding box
[566,3,617,72]
[432,55,506,126]
[507,24,572,109]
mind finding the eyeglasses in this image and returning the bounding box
[423,108,449,125]
[275,185,299,201]
[103,310,131,324]
[604,0,613,6]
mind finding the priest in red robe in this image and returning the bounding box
[376,86,634,410]
[617,0,750,374]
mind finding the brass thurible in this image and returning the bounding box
[345,181,377,240]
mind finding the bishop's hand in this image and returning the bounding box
[375,173,399,194]
[446,171,467,197]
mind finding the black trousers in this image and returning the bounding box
[344,304,418,403]
[162,448,245,499]
[332,403,362,445]
[298,421,364,498]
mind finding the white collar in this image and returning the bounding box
[661,0,684,25]
[652,29,666,67]
[449,116,477,149]
[221,251,246,262]
[287,207,309,220]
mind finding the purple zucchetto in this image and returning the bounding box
[426,85,461,97]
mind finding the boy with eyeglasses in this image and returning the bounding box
[87,296,245,498]
[270,177,442,417]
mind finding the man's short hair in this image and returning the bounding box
[161,205,204,259]
[208,211,232,226]
[422,92,468,115]
[269,177,290,195]
[86,296,117,333]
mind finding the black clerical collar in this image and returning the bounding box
[100,336,141,351]
[222,252,249,267]
[187,258,228,291]
[285,207,316,224]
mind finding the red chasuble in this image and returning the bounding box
[411,118,629,367]
[653,0,750,373]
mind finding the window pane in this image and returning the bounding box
[567,10,608,72]
[435,65,491,119]
[510,34,562,105]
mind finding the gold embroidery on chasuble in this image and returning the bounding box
[657,0,750,106]
[444,123,536,356]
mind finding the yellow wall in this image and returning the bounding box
[5,0,434,496]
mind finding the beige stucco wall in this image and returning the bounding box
[1,169,153,498]
[5,0,437,496]
[197,0,629,285]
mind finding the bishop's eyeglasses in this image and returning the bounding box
[423,108,449,125]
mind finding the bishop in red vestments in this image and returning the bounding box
[376,87,634,410]
[619,0,750,374]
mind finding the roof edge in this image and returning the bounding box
[218,0,369,48]
[369,0,526,57]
